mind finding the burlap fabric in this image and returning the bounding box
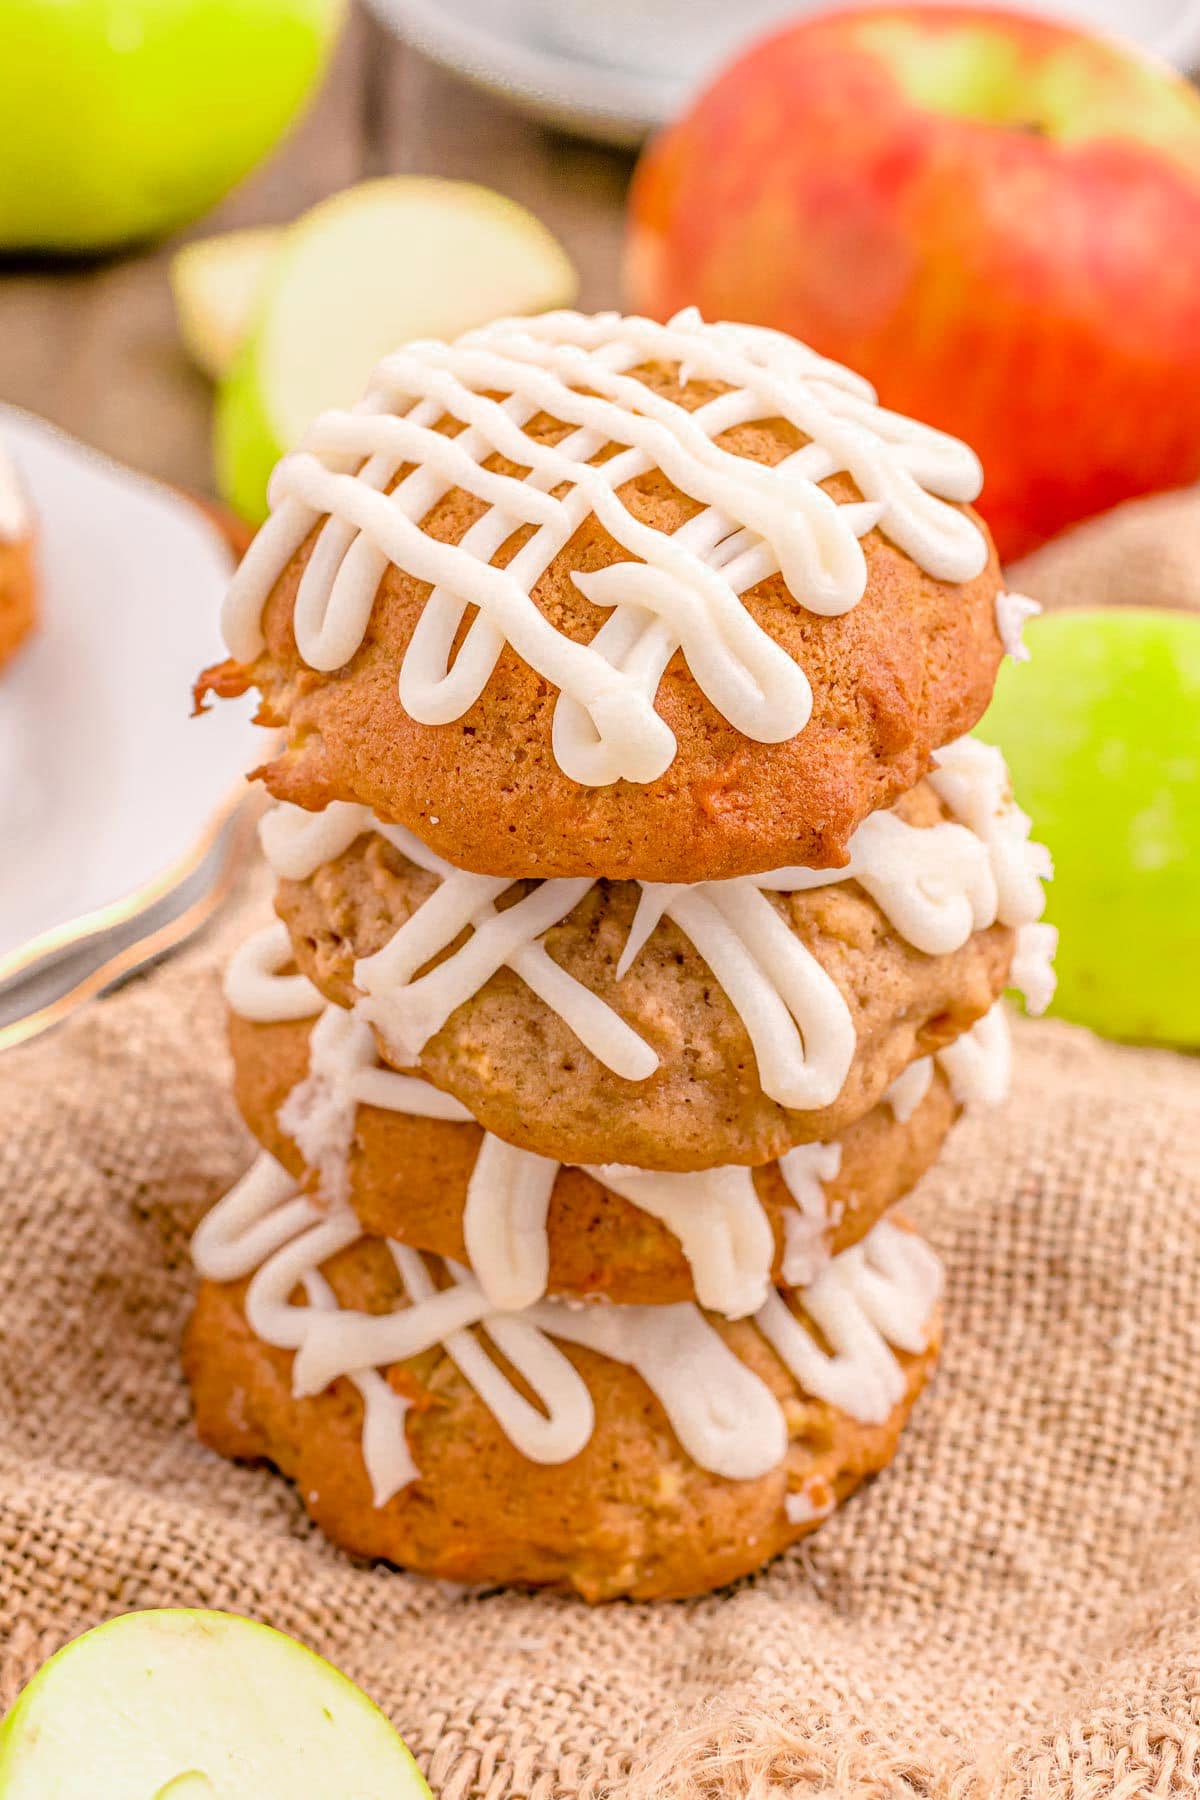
[1010,484,1200,614]
[3,500,1200,1797]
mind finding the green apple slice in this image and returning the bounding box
[979,606,1200,1046]
[0,1609,431,1799]
[172,228,280,379]
[215,176,578,523]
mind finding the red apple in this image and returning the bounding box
[626,5,1200,562]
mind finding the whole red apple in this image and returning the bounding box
[626,5,1200,561]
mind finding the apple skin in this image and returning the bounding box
[626,5,1200,562]
[212,177,579,522]
[978,608,1200,1046]
[172,227,281,379]
[0,0,345,251]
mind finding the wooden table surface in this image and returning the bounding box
[0,5,634,498]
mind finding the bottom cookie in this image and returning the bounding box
[185,1162,942,1602]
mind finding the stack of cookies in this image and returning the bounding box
[188,310,1054,1601]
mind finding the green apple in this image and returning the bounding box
[0,1608,431,1798]
[214,176,579,523]
[979,607,1200,1045]
[173,227,280,378]
[0,1,345,251]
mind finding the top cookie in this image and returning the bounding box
[202,309,1004,882]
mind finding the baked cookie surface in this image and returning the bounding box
[200,313,1003,882]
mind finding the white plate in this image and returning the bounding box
[0,407,259,992]
[0,803,258,1053]
[364,0,677,145]
[366,0,1200,145]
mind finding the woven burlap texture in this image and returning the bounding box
[3,490,1200,1797]
[1010,483,1200,614]
[3,884,1199,1800]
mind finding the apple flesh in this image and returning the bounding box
[978,608,1200,1045]
[0,1608,431,1799]
[626,6,1200,562]
[215,176,579,523]
[172,228,280,380]
[0,0,344,251]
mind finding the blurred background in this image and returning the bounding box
[1,0,1199,1051]
[2,0,1198,499]
[0,3,632,494]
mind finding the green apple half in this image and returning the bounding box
[0,1609,431,1799]
[0,1,345,251]
[214,177,579,523]
[172,228,281,380]
[979,607,1200,1046]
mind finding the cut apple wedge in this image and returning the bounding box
[979,606,1200,1045]
[172,227,280,379]
[0,1608,432,1799]
[214,176,579,523]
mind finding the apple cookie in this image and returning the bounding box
[0,443,36,671]
[197,310,1005,882]
[249,743,1046,1169]
[187,1178,941,1602]
[227,1000,963,1311]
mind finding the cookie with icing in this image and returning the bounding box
[186,1186,941,1602]
[228,999,963,1313]
[271,869,1011,1169]
[245,741,1050,1166]
[198,310,1004,882]
[0,445,36,671]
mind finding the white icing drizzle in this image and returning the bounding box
[757,1221,942,1425]
[777,1141,843,1286]
[935,1004,1013,1108]
[223,921,323,1022]
[192,1156,941,1494]
[586,1161,774,1319]
[277,1005,374,1206]
[1011,921,1058,1018]
[759,808,998,958]
[222,308,986,788]
[357,868,671,1080]
[260,732,1051,1118]
[0,442,28,542]
[881,1057,935,1125]
[463,1134,558,1312]
[527,1293,788,1481]
[193,1157,417,1504]
[192,1152,323,1283]
[926,737,1052,930]
[277,1002,472,1207]
[258,799,375,881]
[882,999,1017,1120]
[994,589,1041,662]
[391,1245,596,1466]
